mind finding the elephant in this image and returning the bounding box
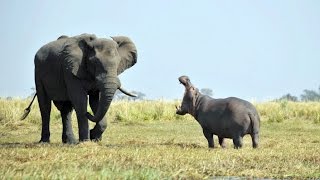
[175,76,260,149]
[21,33,137,143]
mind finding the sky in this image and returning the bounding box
[0,0,319,101]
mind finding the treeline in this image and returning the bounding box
[1,98,319,124]
[3,86,320,102]
[277,86,320,102]
[114,90,146,101]
[114,88,214,101]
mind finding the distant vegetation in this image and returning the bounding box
[108,90,147,101]
[114,85,320,102]
[277,86,320,102]
[1,98,320,125]
[200,88,213,96]
[19,85,320,102]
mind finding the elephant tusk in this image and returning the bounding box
[118,87,137,97]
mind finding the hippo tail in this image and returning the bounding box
[249,111,260,134]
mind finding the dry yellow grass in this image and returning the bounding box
[0,99,319,179]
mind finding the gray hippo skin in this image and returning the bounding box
[176,76,260,149]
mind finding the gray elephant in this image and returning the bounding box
[22,33,137,143]
[175,76,260,149]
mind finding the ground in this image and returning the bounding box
[1,118,319,179]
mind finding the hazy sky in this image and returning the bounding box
[1,0,319,101]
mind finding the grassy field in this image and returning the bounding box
[0,99,320,179]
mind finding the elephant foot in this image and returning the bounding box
[78,139,90,143]
[62,138,77,144]
[63,139,77,144]
[90,129,103,142]
[62,134,77,144]
[38,139,50,143]
[91,137,102,142]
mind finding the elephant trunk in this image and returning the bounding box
[86,75,120,122]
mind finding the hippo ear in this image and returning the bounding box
[194,88,200,97]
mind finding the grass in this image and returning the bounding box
[0,98,320,179]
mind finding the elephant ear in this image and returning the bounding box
[62,34,96,79]
[111,36,137,75]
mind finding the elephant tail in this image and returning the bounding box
[249,111,260,134]
[21,93,37,120]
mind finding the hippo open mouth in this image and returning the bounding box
[178,75,192,87]
[176,75,199,116]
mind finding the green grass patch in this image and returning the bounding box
[0,99,320,179]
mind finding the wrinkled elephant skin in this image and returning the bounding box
[22,33,138,143]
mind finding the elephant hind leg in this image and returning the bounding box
[36,82,51,143]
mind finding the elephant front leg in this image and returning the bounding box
[73,96,89,142]
[89,91,107,141]
[65,77,90,142]
[90,118,107,141]
[75,112,89,142]
[203,129,214,148]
